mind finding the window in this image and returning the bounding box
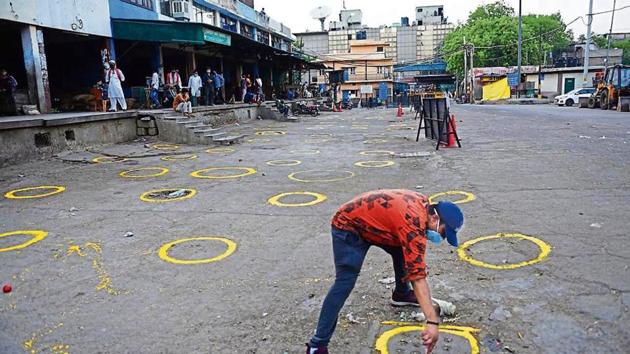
[123,0,153,10]
[349,67,356,74]
[347,34,353,40]
[377,66,384,74]
[377,46,384,52]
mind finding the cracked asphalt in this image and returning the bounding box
[0,103,629,353]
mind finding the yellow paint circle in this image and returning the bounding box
[190,167,257,179]
[151,143,180,150]
[4,186,66,200]
[139,188,197,203]
[267,160,302,166]
[267,191,328,207]
[119,167,169,178]
[255,131,286,136]
[364,139,388,144]
[161,154,198,161]
[246,138,272,143]
[360,150,395,156]
[91,156,129,163]
[290,149,320,155]
[355,160,395,168]
[158,236,237,265]
[288,170,355,183]
[428,191,476,205]
[458,233,552,270]
[375,324,480,354]
[206,147,235,154]
[0,230,48,253]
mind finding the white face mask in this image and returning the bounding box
[104,64,110,69]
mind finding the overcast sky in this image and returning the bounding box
[256,0,630,38]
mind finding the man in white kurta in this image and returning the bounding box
[106,60,127,111]
[188,71,202,107]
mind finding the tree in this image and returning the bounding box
[442,2,572,79]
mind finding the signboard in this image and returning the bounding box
[203,29,231,46]
[360,85,373,94]
[507,72,520,87]
[379,82,388,100]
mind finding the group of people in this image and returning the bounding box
[0,69,18,116]
[239,73,264,104]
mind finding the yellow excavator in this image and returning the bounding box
[585,65,630,111]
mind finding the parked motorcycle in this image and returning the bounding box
[291,101,319,116]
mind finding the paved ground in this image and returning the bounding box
[1,104,629,354]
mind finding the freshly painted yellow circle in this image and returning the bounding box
[288,170,355,183]
[206,147,235,154]
[190,167,257,179]
[151,143,180,150]
[267,191,328,207]
[428,191,476,205]
[91,156,129,163]
[375,324,480,354]
[458,233,552,270]
[4,186,65,199]
[255,131,286,136]
[363,139,388,144]
[355,160,395,168]
[161,154,198,161]
[158,236,237,265]
[0,230,48,252]
[267,160,302,166]
[139,188,197,203]
[290,149,320,155]
[360,150,395,156]
[119,167,169,178]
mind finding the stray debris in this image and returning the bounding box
[396,151,431,158]
[433,298,456,317]
[415,185,424,189]
[262,312,268,317]
[578,135,592,139]
[378,277,396,284]
[124,231,134,238]
[590,223,602,228]
[488,306,512,322]
[69,207,78,212]
[481,335,503,352]
[167,189,187,198]
[410,311,426,321]
[345,312,363,324]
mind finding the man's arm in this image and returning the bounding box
[411,278,439,353]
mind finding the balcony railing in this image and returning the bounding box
[346,73,393,81]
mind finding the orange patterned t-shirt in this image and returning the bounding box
[332,189,429,281]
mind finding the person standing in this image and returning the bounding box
[0,69,18,116]
[240,74,247,103]
[255,75,263,102]
[306,189,464,354]
[172,88,192,117]
[150,69,160,108]
[213,70,225,104]
[188,70,202,107]
[202,68,215,106]
[105,60,126,112]
[166,69,182,91]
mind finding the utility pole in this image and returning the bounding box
[605,0,617,66]
[463,36,468,102]
[470,45,475,104]
[517,0,522,98]
[583,0,594,86]
[538,33,543,97]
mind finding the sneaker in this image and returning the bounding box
[305,343,329,354]
[390,290,419,307]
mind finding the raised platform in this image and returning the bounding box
[0,111,137,131]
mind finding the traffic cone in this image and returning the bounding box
[444,115,457,148]
[396,103,403,118]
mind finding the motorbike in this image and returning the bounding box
[291,101,319,117]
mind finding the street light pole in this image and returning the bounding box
[583,0,594,86]
[517,0,522,98]
[605,0,617,66]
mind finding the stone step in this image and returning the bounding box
[186,124,214,129]
[163,115,183,121]
[205,132,228,139]
[194,128,223,134]
[213,134,247,145]
[176,119,201,125]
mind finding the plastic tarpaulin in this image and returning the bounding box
[482,78,511,101]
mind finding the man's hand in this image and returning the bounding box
[421,324,439,353]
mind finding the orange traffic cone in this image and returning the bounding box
[396,104,403,118]
[444,115,457,148]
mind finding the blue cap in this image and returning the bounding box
[435,201,464,247]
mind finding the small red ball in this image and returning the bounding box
[2,284,12,293]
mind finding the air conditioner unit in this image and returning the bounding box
[170,0,191,21]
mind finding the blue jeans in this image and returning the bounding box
[309,227,410,347]
[150,88,160,107]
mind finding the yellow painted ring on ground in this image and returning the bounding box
[246,138,272,143]
[290,150,320,155]
[428,190,476,205]
[161,154,198,161]
[267,191,328,207]
[360,150,395,156]
[288,170,355,183]
[355,160,395,168]
[151,143,180,150]
[363,139,388,144]
[0,230,48,253]
[458,233,552,270]
[255,131,286,136]
[91,156,129,163]
[206,147,235,154]
[4,186,66,199]
[190,167,257,179]
[375,324,480,354]
[267,160,302,166]
[139,188,197,203]
[158,236,237,265]
[119,167,169,178]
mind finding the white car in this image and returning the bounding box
[554,88,596,107]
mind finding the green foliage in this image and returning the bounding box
[443,1,572,79]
